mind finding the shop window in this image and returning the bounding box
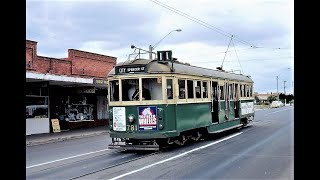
[26,96,48,118]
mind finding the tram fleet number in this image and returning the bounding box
[127,125,138,131]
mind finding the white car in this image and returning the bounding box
[270,101,283,108]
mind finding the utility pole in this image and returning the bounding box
[284,80,287,105]
[149,45,153,59]
[276,76,279,100]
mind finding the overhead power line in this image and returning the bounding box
[149,0,257,48]
[190,56,294,63]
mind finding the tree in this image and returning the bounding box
[286,94,294,102]
[254,95,260,104]
[267,95,277,103]
[279,93,286,100]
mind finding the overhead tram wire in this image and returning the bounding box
[191,56,294,63]
[232,40,244,74]
[149,0,256,48]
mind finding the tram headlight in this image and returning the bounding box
[128,114,135,123]
[159,123,164,130]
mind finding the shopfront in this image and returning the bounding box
[26,73,109,135]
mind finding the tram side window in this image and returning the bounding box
[250,85,253,97]
[246,85,250,97]
[229,84,234,100]
[219,85,225,100]
[142,78,162,100]
[196,80,201,98]
[235,84,239,99]
[167,79,173,99]
[211,81,218,101]
[203,81,208,98]
[243,85,246,97]
[240,85,243,97]
[178,79,186,99]
[187,80,194,99]
[121,79,139,101]
[110,80,119,101]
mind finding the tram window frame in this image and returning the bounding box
[195,80,201,98]
[121,79,139,101]
[166,79,173,100]
[109,80,119,102]
[211,81,218,101]
[203,81,208,98]
[219,85,225,100]
[187,80,194,99]
[141,78,162,101]
[229,83,234,100]
[178,79,186,99]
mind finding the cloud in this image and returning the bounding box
[26,0,294,94]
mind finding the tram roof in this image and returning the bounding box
[108,58,253,83]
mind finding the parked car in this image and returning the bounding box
[270,101,284,108]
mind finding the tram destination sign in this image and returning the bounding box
[115,65,146,74]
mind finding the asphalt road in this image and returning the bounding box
[26,106,294,180]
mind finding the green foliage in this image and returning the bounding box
[254,95,260,103]
[267,95,277,103]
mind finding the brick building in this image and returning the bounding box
[26,40,117,135]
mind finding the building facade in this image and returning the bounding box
[26,40,116,135]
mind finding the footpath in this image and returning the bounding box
[26,125,109,147]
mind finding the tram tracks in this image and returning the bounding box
[27,148,164,180]
[69,150,164,180]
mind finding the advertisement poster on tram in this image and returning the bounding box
[113,107,126,131]
[138,106,157,130]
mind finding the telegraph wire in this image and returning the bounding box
[149,0,257,48]
[190,56,293,63]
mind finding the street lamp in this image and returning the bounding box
[276,67,290,101]
[149,29,182,59]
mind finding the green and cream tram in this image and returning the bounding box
[107,50,254,150]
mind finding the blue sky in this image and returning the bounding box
[26,0,294,94]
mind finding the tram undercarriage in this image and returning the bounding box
[108,128,206,151]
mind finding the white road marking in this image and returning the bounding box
[26,148,109,169]
[265,108,292,116]
[109,132,243,180]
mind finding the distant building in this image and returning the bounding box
[26,40,117,135]
[254,92,279,103]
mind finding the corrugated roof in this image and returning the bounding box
[108,59,253,83]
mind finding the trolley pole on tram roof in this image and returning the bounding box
[149,29,182,59]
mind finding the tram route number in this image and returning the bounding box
[127,125,138,131]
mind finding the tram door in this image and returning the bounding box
[225,83,230,120]
[234,84,240,118]
[211,81,219,123]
